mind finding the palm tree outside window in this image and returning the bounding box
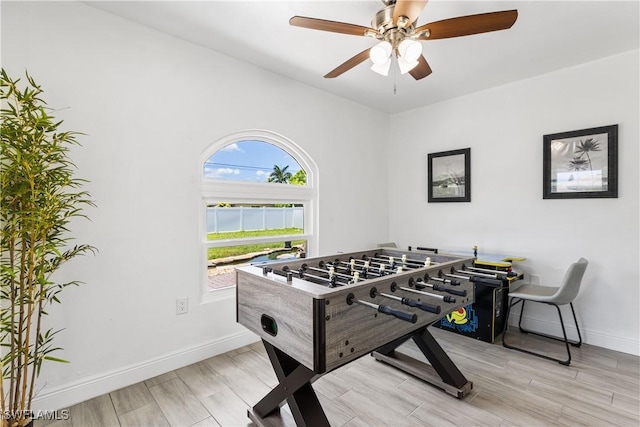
[200,133,317,296]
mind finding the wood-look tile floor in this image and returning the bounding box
[38,327,639,427]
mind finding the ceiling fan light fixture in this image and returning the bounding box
[370,58,392,76]
[398,39,422,63]
[369,41,392,65]
[397,55,419,74]
[291,5,519,80]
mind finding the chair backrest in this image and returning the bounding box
[552,258,588,305]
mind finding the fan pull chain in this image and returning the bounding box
[393,56,398,95]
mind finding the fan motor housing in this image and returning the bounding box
[372,5,395,32]
[372,5,416,38]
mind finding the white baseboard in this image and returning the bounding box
[31,330,260,412]
[508,314,640,356]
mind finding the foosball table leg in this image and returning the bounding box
[372,326,473,399]
[249,340,330,427]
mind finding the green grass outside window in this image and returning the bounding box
[207,228,304,260]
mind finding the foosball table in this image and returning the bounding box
[236,247,495,426]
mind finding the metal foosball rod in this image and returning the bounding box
[261,267,293,283]
[365,255,423,269]
[327,261,383,278]
[341,259,402,277]
[281,266,346,287]
[381,261,423,271]
[443,270,504,288]
[366,254,430,270]
[319,260,359,275]
[465,265,517,277]
[352,268,382,278]
[317,263,367,284]
[346,293,417,323]
[350,256,410,272]
[398,286,456,303]
[370,287,441,314]
[354,268,383,279]
[454,267,498,279]
[333,258,380,272]
[413,277,467,297]
[429,275,461,286]
[301,271,340,287]
[347,257,395,272]
[394,283,457,304]
[319,260,382,282]
[443,271,474,281]
[447,268,503,282]
[374,253,439,267]
[309,264,371,285]
[301,264,355,282]
[415,246,438,253]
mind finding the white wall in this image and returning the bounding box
[1,1,389,410]
[3,0,638,413]
[388,50,640,355]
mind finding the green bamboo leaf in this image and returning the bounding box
[1,68,96,415]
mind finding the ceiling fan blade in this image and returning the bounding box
[409,55,432,80]
[324,48,372,78]
[290,16,372,36]
[393,0,428,27]
[415,10,518,40]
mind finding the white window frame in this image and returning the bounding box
[200,130,318,302]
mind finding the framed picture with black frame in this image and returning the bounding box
[543,124,618,199]
[427,148,471,203]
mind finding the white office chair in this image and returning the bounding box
[502,258,588,365]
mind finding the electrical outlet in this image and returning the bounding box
[176,298,188,315]
[529,274,541,285]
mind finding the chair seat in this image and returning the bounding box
[509,284,559,303]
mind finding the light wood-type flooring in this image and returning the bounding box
[38,327,639,427]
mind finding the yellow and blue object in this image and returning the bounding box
[436,247,525,343]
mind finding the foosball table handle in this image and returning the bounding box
[402,297,441,314]
[347,293,418,324]
[378,304,418,323]
[431,283,468,297]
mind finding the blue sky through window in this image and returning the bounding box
[204,140,303,182]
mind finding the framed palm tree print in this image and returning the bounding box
[543,125,618,199]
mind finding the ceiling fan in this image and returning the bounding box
[290,0,518,80]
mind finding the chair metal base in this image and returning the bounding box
[502,298,582,365]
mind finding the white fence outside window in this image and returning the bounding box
[207,206,304,234]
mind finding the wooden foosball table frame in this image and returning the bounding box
[236,247,487,426]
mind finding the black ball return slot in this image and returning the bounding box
[260,314,278,337]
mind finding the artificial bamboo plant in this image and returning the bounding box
[1,69,95,427]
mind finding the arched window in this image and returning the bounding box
[204,140,308,185]
[201,130,318,296]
